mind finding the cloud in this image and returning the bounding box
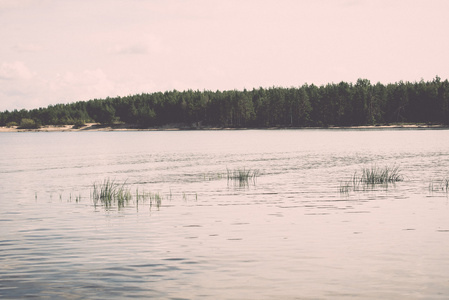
[0,61,35,80]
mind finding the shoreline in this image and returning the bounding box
[0,123,448,132]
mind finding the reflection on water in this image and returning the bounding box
[1,129,449,299]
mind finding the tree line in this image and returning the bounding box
[1,77,449,129]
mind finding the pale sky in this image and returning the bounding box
[1,0,449,111]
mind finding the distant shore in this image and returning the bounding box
[0,123,448,132]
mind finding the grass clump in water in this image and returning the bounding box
[227,167,259,187]
[135,187,163,210]
[360,165,403,184]
[92,178,132,208]
[340,165,403,193]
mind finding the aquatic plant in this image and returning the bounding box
[340,165,403,193]
[179,191,198,202]
[92,178,132,207]
[360,165,403,184]
[134,187,164,210]
[86,179,203,210]
[226,167,259,186]
[340,172,360,193]
[147,191,162,210]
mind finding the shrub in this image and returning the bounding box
[73,119,86,129]
[6,121,18,127]
[18,118,40,129]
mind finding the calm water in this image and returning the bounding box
[1,129,449,299]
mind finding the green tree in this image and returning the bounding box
[19,118,40,129]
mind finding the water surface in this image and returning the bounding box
[1,129,449,299]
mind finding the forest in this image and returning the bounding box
[1,77,449,129]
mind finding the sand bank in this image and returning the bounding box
[0,123,447,132]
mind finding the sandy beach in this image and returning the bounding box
[0,123,153,132]
[0,123,447,132]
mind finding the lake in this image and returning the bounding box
[1,129,449,299]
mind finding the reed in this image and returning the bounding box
[148,191,162,210]
[360,165,403,184]
[340,165,403,193]
[91,178,132,207]
[134,187,163,209]
[339,182,351,194]
[226,167,259,186]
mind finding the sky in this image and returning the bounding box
[1,0,449,111]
